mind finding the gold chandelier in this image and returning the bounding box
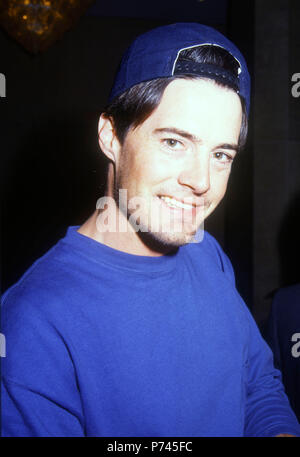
[0,0,95,53]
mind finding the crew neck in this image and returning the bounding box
[61,226,180,274]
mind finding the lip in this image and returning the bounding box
[157,196,206,222]
[158,195,204,208]
[155,195,208,230]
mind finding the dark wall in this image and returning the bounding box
[253,0,300,324]
[223,0,254,308]
[1,16,167,291]
[1,2,254,309]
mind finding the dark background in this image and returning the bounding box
[1,0,299,326]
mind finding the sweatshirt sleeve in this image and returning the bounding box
[1,377,84,437]
[204,232,300,436]
[243,305,300,437]
[1,285,85,437]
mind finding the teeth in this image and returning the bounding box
[160,196,194,210]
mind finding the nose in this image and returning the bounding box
[178,152,210,194]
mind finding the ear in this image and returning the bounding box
[98,113,121,164]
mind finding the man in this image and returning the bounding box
[264,284,300,423]
[1,23,300,437]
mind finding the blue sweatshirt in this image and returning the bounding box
[1,227,300,437]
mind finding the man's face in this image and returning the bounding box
[114,78,242,248]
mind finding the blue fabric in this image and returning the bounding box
[1,227,300,437]
[264,284,300,423]
[108,23,251,115]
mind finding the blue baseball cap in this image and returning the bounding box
[108,23,251,115]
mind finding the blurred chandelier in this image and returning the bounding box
[0,0,94,53]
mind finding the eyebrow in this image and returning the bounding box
[154,127,201,143]
[153,127,239,152]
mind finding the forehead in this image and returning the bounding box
[136,78,242,144]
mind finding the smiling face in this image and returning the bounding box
[101,78,242,252]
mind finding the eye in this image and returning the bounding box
[163,138,182,149]
[213,152,234,163]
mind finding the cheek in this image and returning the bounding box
[118,148,159,194]
[210,169,231,199]
[117,144,142,189]
[135,152,174,189]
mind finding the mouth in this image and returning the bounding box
[158,195,203,210]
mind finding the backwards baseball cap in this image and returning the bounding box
[108,23,251,115]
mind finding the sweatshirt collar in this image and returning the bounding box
[62,226,179,274]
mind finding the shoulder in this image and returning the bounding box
[270,284,300,325]
[183,230,236,286]
[1,234,81,330]
[1,235,83,383]
[273,284,300,305]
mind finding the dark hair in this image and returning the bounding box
[104,45,248,150]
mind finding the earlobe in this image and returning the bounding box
[98,113,121,163]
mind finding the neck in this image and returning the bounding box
[78,206,172,257]
[78,167,175,257]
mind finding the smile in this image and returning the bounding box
[159,195,195,210]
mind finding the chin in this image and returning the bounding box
[138,228,200,252]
